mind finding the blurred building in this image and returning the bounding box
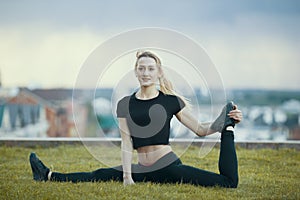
[0,88,50,137]
[31,88,88,137]
[0,87,88,137]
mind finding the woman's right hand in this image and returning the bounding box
[123,176,135,186]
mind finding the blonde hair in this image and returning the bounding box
[135,50,191,108]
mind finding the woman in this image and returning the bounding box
[30,50,243,188]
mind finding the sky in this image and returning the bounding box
[0,0,299,90]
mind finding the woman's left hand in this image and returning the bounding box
[228,105,243,123]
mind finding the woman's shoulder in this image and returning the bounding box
[118,95,131,104]
[116,95,133,117]
[160,91,179,100]
[117,92,138,105]
[159,91,186,108]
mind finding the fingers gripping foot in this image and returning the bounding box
[210,101,236,133]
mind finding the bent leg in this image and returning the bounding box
[218,130,238,187]
[153,130,238,188]
[128,153,232,187]
[160,161,234,187]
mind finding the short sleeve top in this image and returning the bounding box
[117,91,185,149]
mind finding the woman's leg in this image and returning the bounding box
[29,152,165,183]
[50,166,123,183]
[218,129,239,187]
[156,129,238,188]
[29,152,123,183]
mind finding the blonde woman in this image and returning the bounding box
[30,50,242,188]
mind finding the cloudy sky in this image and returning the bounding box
[0,0,299,90]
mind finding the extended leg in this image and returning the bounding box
[29,152,123,183]
[50,166,123,182]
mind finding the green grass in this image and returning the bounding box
[1,145,299,200]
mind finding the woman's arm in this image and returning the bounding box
[176,105,242,137]
[118,118,135,185]
[175,108,215,137]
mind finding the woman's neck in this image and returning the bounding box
[136,86,159,100]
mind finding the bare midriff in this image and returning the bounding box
[137,145,172,166]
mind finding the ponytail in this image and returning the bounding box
[159,73,191,109]
[159,75,173,95]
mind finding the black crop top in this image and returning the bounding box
[117,91,185,149]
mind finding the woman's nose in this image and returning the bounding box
[143,69,150,75]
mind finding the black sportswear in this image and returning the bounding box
[117,91,185,149]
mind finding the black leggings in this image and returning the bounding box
[51,130,238,188]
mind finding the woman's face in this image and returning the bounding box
[135,56,161,87]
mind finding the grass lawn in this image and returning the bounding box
[1,144,299,200]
